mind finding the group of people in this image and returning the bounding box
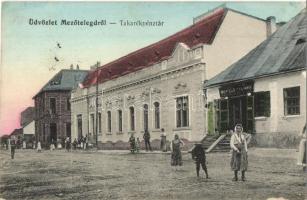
[72,135,89,150]
[169,124,248,180]
[7,123,307,180]
[129,128,168,153]
[128,129,153,153]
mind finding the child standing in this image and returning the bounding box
[129,134,136,153]
[191,143,209,178]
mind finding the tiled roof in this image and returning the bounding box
[34,69,88,98]
[205,9,307,88]
[82,7,227,87]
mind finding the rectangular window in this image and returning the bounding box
[176,96,189,128]
[66,98,71,111]
[50,98,56,114]
[118,110,122,132]
[107,111,112,133]
[90,114,95,136]
[42,97,45,113]
[284,87,300,115]
[254,91,270,117]
[98,113,102,133]
[77,115,82,139]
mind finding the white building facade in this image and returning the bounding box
[71,7,274,149]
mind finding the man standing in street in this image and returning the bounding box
[143,129,152,151]
[10,136,16,159]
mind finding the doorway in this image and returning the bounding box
[50,123,57,142]
[215,96,254,133]
[66,123,71,138]
[229,97,247,131]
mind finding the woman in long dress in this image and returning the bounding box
[297,124,306,171]
[230,124,248,181]
[160,128,167,152]
[170,134,184,169]
[37,141,42,153]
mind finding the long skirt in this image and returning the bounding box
[297,139,307,166]
[161,137,167,152]
[171,149,182,166]
[231,148,248,171]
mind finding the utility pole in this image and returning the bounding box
[95,61,99,148]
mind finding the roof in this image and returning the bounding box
[34,69,88,98]
[82,7,227,87]
[205,9,307,88]
[10,128,23,136]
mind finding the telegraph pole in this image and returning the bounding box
[95,61,99,148]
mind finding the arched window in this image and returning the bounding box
[107,111,111,133]
[118,110,122,132]
[154,102,160,129]
[129,107,135,131]
[143,104,149,131]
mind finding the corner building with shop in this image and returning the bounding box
[205,9,306,147]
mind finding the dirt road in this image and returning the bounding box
[0,148,305,200]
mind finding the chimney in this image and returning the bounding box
[70,64,74,70]
[266,16,276,37]
[90,62,100,70]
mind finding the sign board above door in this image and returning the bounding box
[219,81,254,98]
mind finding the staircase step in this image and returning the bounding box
[201,133,231,153]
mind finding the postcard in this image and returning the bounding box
[0,1,306,200]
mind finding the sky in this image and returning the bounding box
[0,1,305,136]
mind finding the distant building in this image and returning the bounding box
[33,68,88,147]
[20,107,35,147]
[20,107,35,127]
[10,128,23,147]
[205,9,306,147]
[71,6,275,149]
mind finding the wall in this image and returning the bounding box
[253,71,306,147]
[204,10,268,80]
[23,121,35,135]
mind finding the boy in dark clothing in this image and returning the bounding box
[143,130,152,151]
[191,143,209,178]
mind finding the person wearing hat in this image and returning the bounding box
[191,143,209,178]
[230,124,248,181]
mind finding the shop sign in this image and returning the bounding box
[219,81,254,98]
